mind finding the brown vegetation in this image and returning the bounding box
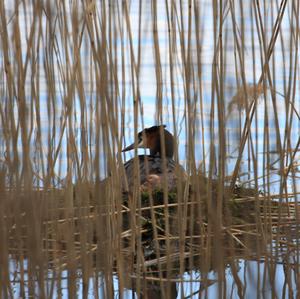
[0,0,299,298]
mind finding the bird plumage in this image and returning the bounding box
[122,125,186,191]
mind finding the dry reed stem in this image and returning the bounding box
[0,0,299,298]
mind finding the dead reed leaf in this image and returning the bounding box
[227,83,264,116]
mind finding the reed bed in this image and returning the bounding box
[0,0,300,298]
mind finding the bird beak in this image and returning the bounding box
[122,143,135,152]
[122,138,146,152]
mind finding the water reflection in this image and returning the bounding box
[8,255,298,298]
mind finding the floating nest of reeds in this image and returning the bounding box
[5,179,296,256]
[120,182,258,260]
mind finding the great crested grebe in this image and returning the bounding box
[122,125,186,191]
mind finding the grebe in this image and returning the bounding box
[122,125,186,191]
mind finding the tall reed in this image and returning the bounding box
[0,0,299,298]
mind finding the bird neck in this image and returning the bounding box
[149,132,174,158]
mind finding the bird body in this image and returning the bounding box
[122,125,185,191]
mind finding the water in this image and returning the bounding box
[8,259,297,298]
[2,1,299,185]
